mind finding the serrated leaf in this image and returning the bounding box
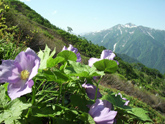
[127,108,153,122]
[57,50,77,62]
[94,59,118,73]
[0,84,9,107]
[0,98,31,123]
[38,45,56,69]
[64,60,104,77]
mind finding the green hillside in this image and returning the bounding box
[1,0,165,123]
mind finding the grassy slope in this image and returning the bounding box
[3,0,165,122]
[5,0,66,52]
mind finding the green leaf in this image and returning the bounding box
[57,50,77,62]
[0,84,9,107]
[102,93,152,123]
[127,108,153,122]
[0,98,31,123]
[38,69,69,84]
[64,60,104,77]
[101,93,131,110]
[50,104,80,123]
[38,45,56,69]
[79,112,95,124]
[94,59,118,73]
[47,56,65,68]
[33,106,56,118]
[54,70,70,84]
[70,94,89,112]
[39,69,57,81]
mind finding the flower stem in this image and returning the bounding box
[31,81,36,105]
[94,76,103,102]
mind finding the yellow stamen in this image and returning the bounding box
[21,70,30,80]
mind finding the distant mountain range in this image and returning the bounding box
[82,23,165,74]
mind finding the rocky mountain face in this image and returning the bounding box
[82,23,165,74]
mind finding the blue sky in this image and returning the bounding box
[20,0,165,34]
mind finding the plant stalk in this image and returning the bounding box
[94,75,103,102]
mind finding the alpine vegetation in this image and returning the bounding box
[0,1,162,123]
[0,44,153,123]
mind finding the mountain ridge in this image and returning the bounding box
[82,23,165,74]
[86,23,165,35]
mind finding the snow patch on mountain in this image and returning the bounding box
[123,23,137,28]
[101,32,110,42]
[122,40,127,47]
[118,27,122,34]
[147,32,155,39]
[113,43,117,52]
[124,24,137,28]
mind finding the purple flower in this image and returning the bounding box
[0,48,40,100]
[116,93,130,106]
[89,99,117,124]
[82,83,102,99]
[62,44,81,62]
[88,50,119,67]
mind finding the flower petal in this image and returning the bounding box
[103,100,113,109]
[89,99,104,116]
[62,46,67,51]
[15,51,29,71]
[82,83,102,99]
[76,53,81,62]
[28,58,40,80]
[89,99,117,124]
[88,58,100,67]
[8,80,32,100]
[0,60,20,83]
[26,48,40,74]
[94,109,117,124]
[27,79,34,88]
[100,50,115,60]
[68,44,78,53]
[16,48,40,80]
